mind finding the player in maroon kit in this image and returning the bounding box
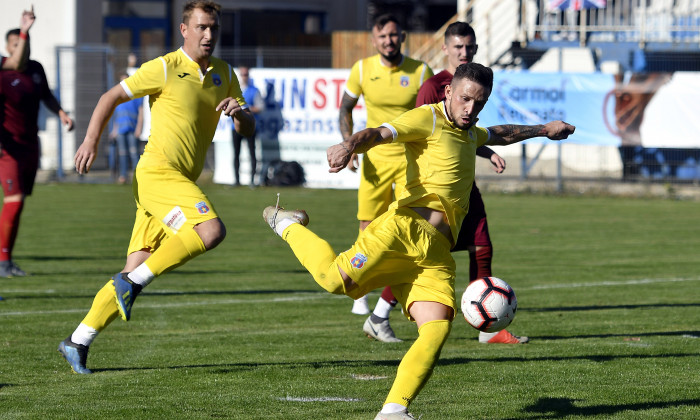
[0,25,74,277]
[415,22,528,344]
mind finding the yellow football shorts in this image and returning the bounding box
[357,155,407,221]
[337,207,457,321]
[127,165,219,255]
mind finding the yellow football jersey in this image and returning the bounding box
[383,102,490,242]
[345,54,433,161]
[122,48,245,181]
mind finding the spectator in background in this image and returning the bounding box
[0,18,75,278]
[109,73,143,184]
[232,66,263,186]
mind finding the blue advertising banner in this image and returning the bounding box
[479,71,618,145]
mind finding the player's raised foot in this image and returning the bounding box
[262,194,309,236]
[363,316,402,343]
[0,260,26,277]
[374,410,417,420]
[58,337,92,374]
[479,329,529,344]
[112,272,142,322]
[351,295,370,315]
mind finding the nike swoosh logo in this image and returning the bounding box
[178,72,190,79]
[370,77,380,81]
[368,322,379,336]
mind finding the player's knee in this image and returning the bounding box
[316,265,348,295]
[195,218,226,250]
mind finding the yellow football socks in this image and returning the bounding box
[144,227,206,277]
[82,280,120,332]
[384,319,452,407]
[282,223,346,295]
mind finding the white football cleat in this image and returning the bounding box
[374,410,416,420]
[263,194,309,236]
[363,316,402,343]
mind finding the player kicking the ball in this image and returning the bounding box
[264,62,574,419]
[58,0,255,374]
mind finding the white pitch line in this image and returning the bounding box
[0,293,337,317]
[279,396,362,402]
[517,276,700,291]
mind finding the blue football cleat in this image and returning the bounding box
[58,337,92,374]
[112,272,140,321]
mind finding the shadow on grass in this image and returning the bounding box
[91,358,401,374]
[511,396,700,419]
[530,330,700,341]
[438,351,699,366]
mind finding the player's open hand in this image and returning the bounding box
[216,97,243,118]
[544,121,575,140]
[490,153,506,173]
[20,5,35,33]
[327,143,353,173]
[74,139,98,174]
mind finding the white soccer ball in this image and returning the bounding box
[461,276,517,332]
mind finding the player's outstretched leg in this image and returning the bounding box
[112,272,143,322]
[57,336,92,374]
[263,197,349,296]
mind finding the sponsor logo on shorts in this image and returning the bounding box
[163,206,187,233]
[400,76,409,87]
[212,73,222,86]
[351,252,368,269]
[195,201,210,214]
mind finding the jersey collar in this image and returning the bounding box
[178,47,214,82]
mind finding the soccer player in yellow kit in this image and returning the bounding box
[264,63,574,419]
[340,14,433,341]
[58,0,255,374]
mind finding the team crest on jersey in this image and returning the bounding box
[195,201,210,214]
[212,73,222,86]
[400,76,410,87]
[351,252,368,269]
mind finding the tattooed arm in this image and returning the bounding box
[486,121,575,146]
[338,92,361,171]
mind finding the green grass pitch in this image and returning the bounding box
[1,182,698,419]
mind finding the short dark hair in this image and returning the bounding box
[182,0,221,24]
[444,21,476,42]
[373,13,401,31]
[453,62,493,93]
[6,28,21,42]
